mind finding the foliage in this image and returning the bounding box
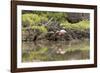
[22,13,48,27]
[22,11,89,32]
[45,12,67,22]
[31,26,47,33]
[60,20,90,31]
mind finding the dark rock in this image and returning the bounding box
[66,13,90,23]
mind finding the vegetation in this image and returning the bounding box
[22,11,90,41]
[60,20,89,31]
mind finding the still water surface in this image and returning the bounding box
[22,39,90,62]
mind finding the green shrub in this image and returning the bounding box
[31,26,47,33]
[60,20,90,31]
[22,13,48,27]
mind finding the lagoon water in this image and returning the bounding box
[22,39,90,62]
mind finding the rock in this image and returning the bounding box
[66,13,89,23]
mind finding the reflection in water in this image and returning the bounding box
[22,39,90,62]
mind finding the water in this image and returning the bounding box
[22,39,90,62]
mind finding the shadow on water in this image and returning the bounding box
[22,39,90,62]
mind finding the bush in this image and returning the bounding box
[22,13,48,27]
[31,26,47,33]
[60,20,89,31]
